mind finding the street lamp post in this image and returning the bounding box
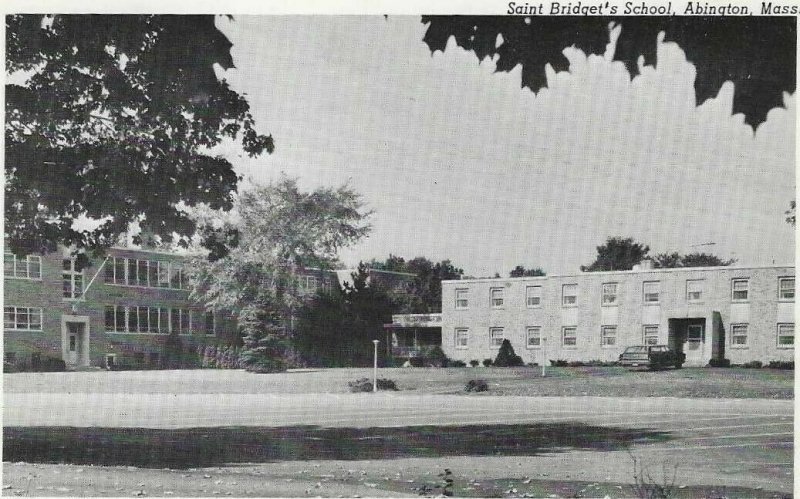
[372,339,380,393]
[541,337,546,377]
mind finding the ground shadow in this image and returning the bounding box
[4,423,671,469]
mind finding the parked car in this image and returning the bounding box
[618,345,685,370]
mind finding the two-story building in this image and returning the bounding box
[4,247,337,370]
[440,263,794,366]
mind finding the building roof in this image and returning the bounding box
[445,264,795,284]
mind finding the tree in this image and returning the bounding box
[188,177,372,372]
[368,255,464,313]
[652,252,736,268]
[509,265,546,278]
[581,237,650,272]
[293,263,394,368]
[786,200,796,227]
[421,16,795,128]
[5,15,273,255]
[494,339,523,367]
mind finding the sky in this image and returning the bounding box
[213,16,795,277]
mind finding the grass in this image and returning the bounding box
[4,366,794,399]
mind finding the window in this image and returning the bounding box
[4,254,42,280]
[526,286,542,308]
[526,327,541,348]
[779,277,794,300]
[490,288,504,308]
[106,306,170,334]
[205,312,216,336]
[562,327,577,347]
[777,323,794,348]
[730,324,748,348]
[601,325,617,346]
[62,259,84,299]
[455,289,469,309]
[687,325,703,342]
[4,306,43,331]
[732,279,749,301]
[643,281,660,303]
[562,284,577,306]
[490,327,504,348]
[455,328,469,349]
[643,325,659,345]
[601,283,617,306]
[686,279,704,302]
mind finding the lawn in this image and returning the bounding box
[4,366,794,399]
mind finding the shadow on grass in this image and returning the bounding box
[5,423,670,469]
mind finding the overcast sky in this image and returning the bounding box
[214,16,795,276]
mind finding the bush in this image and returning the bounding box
[494,339,524,367]
[550,359,568,367]
[482,358,493,367]
[741,360,763,369]
[449,360,467,367]
[348,377,399,392]
[38,357,66,372]
[465,379,488,392]
[469,360,480,367]
[708,358,731,367]
[426,346,449,367]
[767,360,794,369]
[568,359,617,367]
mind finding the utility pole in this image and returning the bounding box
[372,339,380,392]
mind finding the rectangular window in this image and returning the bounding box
[159,308,169,333]
[180,309,191,335]
[114,257,127,284]
[490,327,504,348]
[137,306,149,333]
[643,281,660,303]
[4,254,42,280]
[490,288,504,308]
[526,326,541,348]
[686,279,704,302]
[105,306,115,331]
[777,323,794,348]
[157,262,171,287]
[137,260,149,287]
[687,324,703,342]
[643,325,659,345]
[205,311,216,336]
[127,259,138,286]
[170,308,181,334]
[148,307,160,334]
[526,286,542,308]
[115,306,126,332]
[104,258,115,283]
[562,327,577,347]
[170,266,182,289]
[455,328,469,349]
[779,277,794,300]
[455,289,469,309]
[148,263,159,289]
[62,259,84,299]
[730,324,748,348]
[4,306,43,331]
[732,279,749,301]
[562,284,577,306]
[601,325,617,346]
[128,305,139,332]
[601,283,617,306]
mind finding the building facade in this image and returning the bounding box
[4,247,337,370]
[440,264,794,367]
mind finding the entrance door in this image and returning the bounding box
[62,319,89,368]
[684,324,705,366]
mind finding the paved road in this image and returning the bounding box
[5,393,793,493]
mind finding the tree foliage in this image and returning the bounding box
[188,177,372,372]
[293,263,394,368]
[581,237,650,272]
[494,339,523,367]
[786,200,796,227]
[5,15,273,255]
[421,16,795,128]
[509,265,546,278]
[367,255,464,313]
[652,252,736,268]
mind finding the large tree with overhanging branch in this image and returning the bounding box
[5,15,273,255]
[188,177,372,372]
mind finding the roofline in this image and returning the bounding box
[445,264,795,285]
